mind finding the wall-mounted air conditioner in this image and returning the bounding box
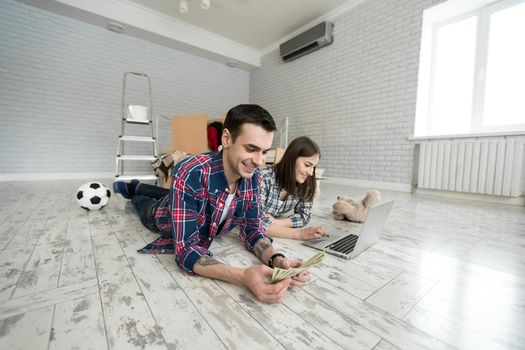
[280,21,334,62]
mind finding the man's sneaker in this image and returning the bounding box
[130,179,140,192]
[113,181,133,199]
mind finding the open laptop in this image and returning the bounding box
[304,200,395,259]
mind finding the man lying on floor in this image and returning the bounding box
[114,104,309,304]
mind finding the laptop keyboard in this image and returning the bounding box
[326,234,359,254]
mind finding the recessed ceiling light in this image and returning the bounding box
[201,0,210,10]
[226,60,239,68]
[106,23,125,34]
[179,0,188,13]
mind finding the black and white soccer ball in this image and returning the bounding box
[76,182,111,210]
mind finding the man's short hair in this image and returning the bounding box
[223,104,276,142]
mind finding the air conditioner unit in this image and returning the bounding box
[280,21,334,62]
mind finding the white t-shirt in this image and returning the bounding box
[219,193,235,224]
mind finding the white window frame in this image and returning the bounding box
[414,0,525,138]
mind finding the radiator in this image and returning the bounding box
[417,139,524,197]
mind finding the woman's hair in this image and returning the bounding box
[275,136,320,201]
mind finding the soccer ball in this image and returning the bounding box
[76,182,111,210]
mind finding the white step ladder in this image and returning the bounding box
[115,72,158,183]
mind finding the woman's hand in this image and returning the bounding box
[297,226,328,240]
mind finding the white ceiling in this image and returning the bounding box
[19,0,366,70]
[127,0,355,50]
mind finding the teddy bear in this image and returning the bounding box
[332,190,381,223]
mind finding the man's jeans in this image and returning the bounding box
[131,183,169,233]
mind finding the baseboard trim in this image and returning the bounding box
[415,188,525,206]
[0,172,115,182]
[322,177,412,193]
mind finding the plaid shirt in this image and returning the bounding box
[138,152,270,274]
[260,166,313,231]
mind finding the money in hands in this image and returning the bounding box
[270,251,326,283]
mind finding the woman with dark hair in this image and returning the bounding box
[260,136,328,240]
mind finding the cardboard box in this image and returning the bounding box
[274,147,285,164]
[172,114,209,155]
[171,115,225,155]
[154,149,190,188]
[265,147,286,165]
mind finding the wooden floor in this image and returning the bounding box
[0,179,524,350]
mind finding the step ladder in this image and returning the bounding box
[115,72,158,183]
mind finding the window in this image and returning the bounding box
[414,0,525,137]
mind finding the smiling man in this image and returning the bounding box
[118,104,309,303]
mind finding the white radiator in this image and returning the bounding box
[417,139,525,197]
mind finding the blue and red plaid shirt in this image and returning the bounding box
[138,151,270,274]
[260,166,313,231]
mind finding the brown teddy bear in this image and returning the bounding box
[332,190,381,222]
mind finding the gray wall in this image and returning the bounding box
[0,0,249,175]
[251,0,444,185]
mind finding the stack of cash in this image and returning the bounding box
[271,251,326,283]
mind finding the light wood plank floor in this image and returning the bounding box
[0,179,524,350]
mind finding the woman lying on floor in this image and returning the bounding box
[260,136,328,240]
[114,136,328,241]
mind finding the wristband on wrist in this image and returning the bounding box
[268,253,286,268]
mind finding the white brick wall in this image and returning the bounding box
[0,0,249,175]
[251,0,444,185]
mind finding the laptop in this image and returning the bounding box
[304,200,395,259]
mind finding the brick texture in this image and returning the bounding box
[0,0,249,174]
[251,0,444,184]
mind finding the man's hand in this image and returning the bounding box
[273,257,311,287]
[297,226,328,240]
[242,265,291,303]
